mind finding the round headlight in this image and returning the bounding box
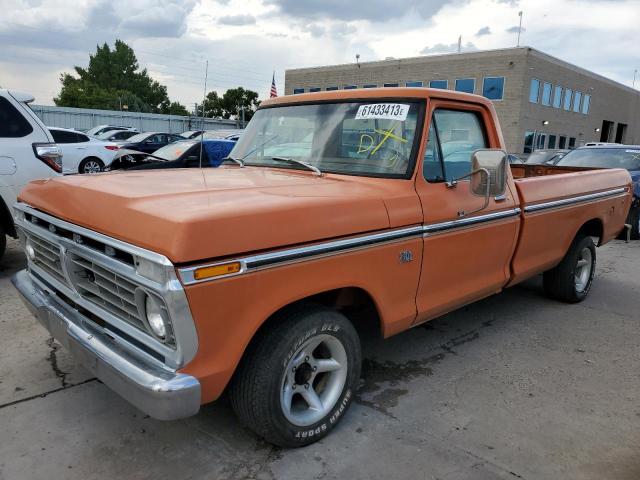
[145,295,167,339]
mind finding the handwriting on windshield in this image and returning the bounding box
[357,126,407,156]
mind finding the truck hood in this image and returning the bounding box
[18,167,392,264]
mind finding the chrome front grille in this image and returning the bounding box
[67,254,146,331]
[25,232,65,282]
[14,203,197,369]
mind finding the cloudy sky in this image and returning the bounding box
[1,0,639,109]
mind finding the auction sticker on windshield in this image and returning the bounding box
[355,104,410,121]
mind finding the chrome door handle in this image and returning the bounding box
[494,194,507,202]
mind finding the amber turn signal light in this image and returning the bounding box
[193,262,241,280]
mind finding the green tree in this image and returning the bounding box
[54,40,189,115]
[197,87,260,121]
[220,87,260,121]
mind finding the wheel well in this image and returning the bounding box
[577,218,603,245]
[252,287,383,347]
[0,197,16,238]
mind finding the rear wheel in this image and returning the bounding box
[79,157,104,174]
[0,223,6,262]
[229,305,361,447]
[628,204,640,240]
[543,234,596,303]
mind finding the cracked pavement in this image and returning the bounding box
[1,238,639,480]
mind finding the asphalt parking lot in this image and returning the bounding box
[1,237,639,480]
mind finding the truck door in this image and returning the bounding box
[414,101,520,323]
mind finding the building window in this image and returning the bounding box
[552,85,563,108]
[455,78,475,94]
[343,85,357,90]
[558,136,567,149]
[482,77,505,100]
[363,84,377,88]
[383,83,399,87]
[563,89,572,110]
[430,80,448,89]
[405,81,423,87]
[326,86,338,91]
[548,134,557,149]
[541,82,552,106]
[537,133,546,149]
[572,91,582,112]
[529,79,540,103]
[293,88,304,94]
[524,131,535,153]
[568,137,576,149]
[309,87,321,92]
[581,94,590,114]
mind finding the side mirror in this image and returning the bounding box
[470,149,508,197]
[445,149,508,218]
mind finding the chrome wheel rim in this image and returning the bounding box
[280,334,348,427]
[83,160,101,173]
[575,247,593,293]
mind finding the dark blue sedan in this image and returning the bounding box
[556,145,640,239]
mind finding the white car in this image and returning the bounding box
[48,127,119,174]
[85,124,138,137]
[0,89,62,261]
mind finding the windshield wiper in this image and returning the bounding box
[271,157,322,176]
[220,157,245,167]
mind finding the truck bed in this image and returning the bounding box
[508,166,631,285]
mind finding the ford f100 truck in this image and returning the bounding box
[12,88,632,447]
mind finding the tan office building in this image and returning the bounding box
[284,47,640,154]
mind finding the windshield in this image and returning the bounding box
[556,148,640,171]
[229,101,422,177]
[152,140,198,160]
[125,132,151,143]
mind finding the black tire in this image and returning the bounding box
[543,234,596,303]
[78,157,104,174]
[628,204,640,240]
[0,223,6,262]
[229,305,361,447]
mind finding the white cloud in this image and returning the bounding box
[0,0,638,108]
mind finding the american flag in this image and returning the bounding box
[270,72,278,98]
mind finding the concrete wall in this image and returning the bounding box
[31,105,238,133]
[285,47,640,153]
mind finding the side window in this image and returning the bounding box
[424,109,488,182]
[50,129,78,143]
[0,97,34,138]
[76,133,90,143]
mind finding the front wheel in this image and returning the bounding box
[229,305,361,447]
[78,157,104,174]
[543,234,596,303]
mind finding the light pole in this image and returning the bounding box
[517,11,523,47]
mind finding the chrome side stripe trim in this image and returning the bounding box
[179,225,424,285]
[179,209,522,285]
[423,208,521,235]
[523,187,628,213]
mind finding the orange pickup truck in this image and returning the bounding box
[12,88,632,447]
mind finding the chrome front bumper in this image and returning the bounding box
[12,269,201,420]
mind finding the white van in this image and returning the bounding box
[0,89,62,261]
